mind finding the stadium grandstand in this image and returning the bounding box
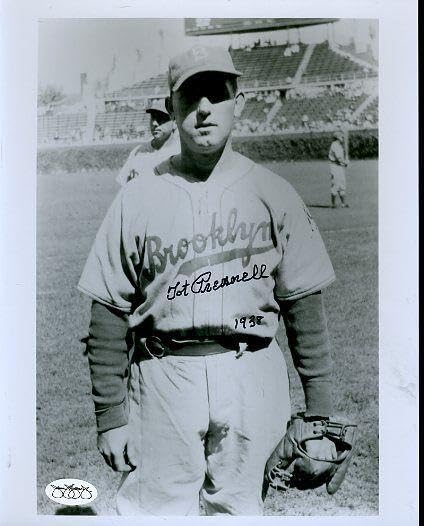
[37,19,378,147]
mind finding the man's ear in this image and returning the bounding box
[165,96,174,118]
[234,92,245,118]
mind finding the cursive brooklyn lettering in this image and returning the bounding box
[146,208,273,278]
[167,264,269,300]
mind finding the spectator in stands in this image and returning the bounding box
[116,98,179,186]
[328,131,349,208]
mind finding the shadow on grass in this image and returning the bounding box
[55,505,97,515]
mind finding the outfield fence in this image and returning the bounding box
[37,128,378,174]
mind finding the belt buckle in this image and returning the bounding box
[145,336,166,358]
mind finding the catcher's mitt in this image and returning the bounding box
[264,413,357,495]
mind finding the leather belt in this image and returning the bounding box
[137,335,271,359]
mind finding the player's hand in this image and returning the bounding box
[305,436,337,461]
[97,425,137,472]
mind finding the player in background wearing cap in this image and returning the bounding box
[79,45,337,515]
[116,99,179,185]
[328,131,349,208]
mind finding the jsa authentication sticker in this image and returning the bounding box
[45,479,97,505]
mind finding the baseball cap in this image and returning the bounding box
[168,45,242,92]
[333,131,344,140]
[146,98,168,116]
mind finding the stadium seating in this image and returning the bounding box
[240,96,275,122]
[339,42,378,68]
[230,44,307,87]
[355,97,378,127]
[272,91,368,129]
[37,113,87,143]
[103,42,374,100]
[94,110,150,139]
[37,41,378,145]
[107,74,169,99]
[303,42,374,82]
[104,45,308,98]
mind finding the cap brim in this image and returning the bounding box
[172,66,242,92]
[146,108,169,116]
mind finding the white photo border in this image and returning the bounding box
[0,1,418,525]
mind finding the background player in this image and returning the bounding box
[116,98,179,185]
[79,45,338,516]
[328,130,349,208]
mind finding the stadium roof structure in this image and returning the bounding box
[185,18,338,36]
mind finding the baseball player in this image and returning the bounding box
[79,45,339,516]
[328,131,349,208]
[116,98,179,185]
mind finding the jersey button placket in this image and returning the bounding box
[191,187,201,334]
[193,187,210,337]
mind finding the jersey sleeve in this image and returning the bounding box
[116,145,143,186]
[329,142,345,164]
[328,142,336,162]
[77,190,140,312]
[274,192,335,301]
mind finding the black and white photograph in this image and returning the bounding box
[36,17,378,516]
[0,2,418,524]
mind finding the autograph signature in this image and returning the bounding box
[167,263,269,300]
[49,484,93,500]
[45,478,98,505]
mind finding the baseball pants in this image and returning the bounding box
[116,339,291,516]
[330,164,346,195]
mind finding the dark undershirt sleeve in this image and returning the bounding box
[86,291,333,431]
[86,301,132,433]
[279,291,334,417]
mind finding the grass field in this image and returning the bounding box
[37,159,378,516]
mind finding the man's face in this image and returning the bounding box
[149,111,173,142]
[171,72,242,154]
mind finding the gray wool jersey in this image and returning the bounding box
[78,151,335,342]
